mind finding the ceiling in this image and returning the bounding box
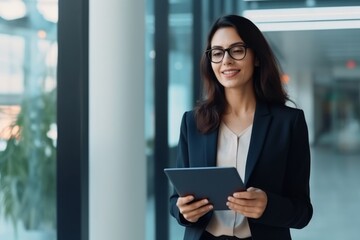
[243,1,360,82]
[264,28,360,81]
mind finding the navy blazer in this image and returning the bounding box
[169,102,313,240]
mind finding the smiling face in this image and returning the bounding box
[210,27,258,92]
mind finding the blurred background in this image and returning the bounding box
[0,0,360,239]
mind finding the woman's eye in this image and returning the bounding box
[212,50,223,57]
[232,47,244,54]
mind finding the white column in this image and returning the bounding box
[89,1,146,240]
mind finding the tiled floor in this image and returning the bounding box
[147,146,360,240]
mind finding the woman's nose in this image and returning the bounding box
[222,51,233,64]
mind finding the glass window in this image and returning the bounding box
[168,2,193,239]
[145,0,193,239]
[168,2,193,148]
[0,1,57,239]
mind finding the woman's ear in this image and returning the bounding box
[255,58,260,67]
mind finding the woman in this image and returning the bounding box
[169,15,313,240]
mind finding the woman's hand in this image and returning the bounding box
[176,195,213,223]
[226,187,268,219]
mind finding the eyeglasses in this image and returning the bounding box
[206,44,249,63]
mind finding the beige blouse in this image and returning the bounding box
[205,121,253,238]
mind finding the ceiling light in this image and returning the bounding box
[243,6,360,31]
[0,0,26,20]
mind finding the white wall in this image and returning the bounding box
[287,70,315,145]
[89,1,146,239]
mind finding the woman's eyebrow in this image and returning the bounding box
[211,41,246,48]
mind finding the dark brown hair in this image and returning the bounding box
[195,15,289,133]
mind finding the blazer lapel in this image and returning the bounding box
[204,129,218,167]
[245,102,272,185]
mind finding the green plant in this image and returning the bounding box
[0,89,56,232]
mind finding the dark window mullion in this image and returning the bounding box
[57,0,89,239]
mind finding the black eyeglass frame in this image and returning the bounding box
[205,44,249,63]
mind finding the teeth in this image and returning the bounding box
[223,70,239,74]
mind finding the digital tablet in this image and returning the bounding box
[164,167,245,210]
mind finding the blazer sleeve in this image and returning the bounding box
[169,111,212,228]
[251,110,313,229]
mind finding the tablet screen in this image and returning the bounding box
[164,167,245,210]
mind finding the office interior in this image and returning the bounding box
[0,0,360,239]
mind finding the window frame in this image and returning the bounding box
[57,0,89,239]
